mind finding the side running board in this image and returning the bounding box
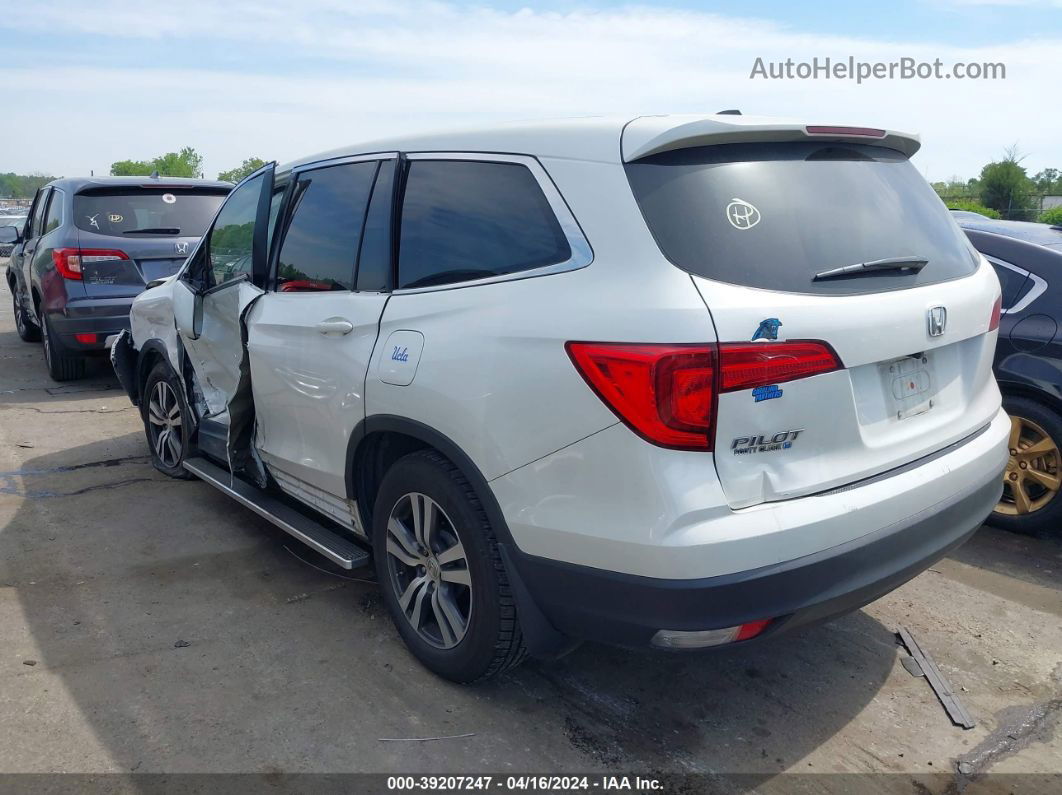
[182,456,370,570]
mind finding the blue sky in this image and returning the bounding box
[0,1,1059,181]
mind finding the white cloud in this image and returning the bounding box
[1,0,1058,180]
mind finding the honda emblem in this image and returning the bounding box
[927,306,947,337]
[175,241,188,255]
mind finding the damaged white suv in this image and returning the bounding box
[113,115,1009,682]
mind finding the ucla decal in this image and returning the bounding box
[752,384,783,402]
[391,346,409,362]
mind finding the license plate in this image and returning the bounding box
[881,354,935,420]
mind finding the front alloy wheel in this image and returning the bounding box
[147,380,184,469]
[385,492,472,649]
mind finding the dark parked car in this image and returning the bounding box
[0,214,27,257]
[1,177,230,380]
[959,217,1062,533]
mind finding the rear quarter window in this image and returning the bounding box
[397,160,571,289]
[625,142,979,295]
[74,188,227,238]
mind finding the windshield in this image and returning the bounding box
[625,142,979,295]
[74,188,228,238]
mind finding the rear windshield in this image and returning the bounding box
[625,142,979,295]
[74,188,228,238]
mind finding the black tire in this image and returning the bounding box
[372,449,527,682]
[11,286,41,342]
[41,313,85,381]
[141,362,196,479]
[988,395,1062,535]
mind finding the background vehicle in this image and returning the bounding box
[0,214,27,257]
[115,115,1007,682]
[958,217,1062,533]
[1,177,230,380]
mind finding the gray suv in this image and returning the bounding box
[1,176,230,380]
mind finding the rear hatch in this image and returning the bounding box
[73,185,228,297]
[624,123,1001,508]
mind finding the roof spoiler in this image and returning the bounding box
[622,116,921,161]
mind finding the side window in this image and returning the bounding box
[990,260,1030,311]
[42,189,63,235]
[275,161,377,292]
[397,160,571,289]
[28,190,49,241]
[207,173,265,286]
[356,159,395,292]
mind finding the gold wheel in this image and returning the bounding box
[996,415,1061,516]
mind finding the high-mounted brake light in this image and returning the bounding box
[989,295,1002,332]
[567,341,843,452]
[51,247,129,280]
[805,125,887,138]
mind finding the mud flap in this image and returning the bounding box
[110,330,140,406]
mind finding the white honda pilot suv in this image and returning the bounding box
[113,114,1009,682]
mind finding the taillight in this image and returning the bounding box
[718,341,842,392]
[51,247,129,280]
[989,295,1002,331]
[566,343,716,451]
[567,340,843,452]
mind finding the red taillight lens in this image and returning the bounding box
[51,247,129,281]
[718,341,842,392]
[566,342,716,451]
[734,618,772,641]
[989,295,1002,332]
[74,333,98,344]
[568,340,844,452]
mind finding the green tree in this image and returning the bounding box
[978,147,1037,219]
[217,157,266,184]
[110,147,204,178]
[109,159,154,176]
[0,172,57,199]
[1032,168,1062,194]
[1039,206,1062,226]
[946,200,1001,219]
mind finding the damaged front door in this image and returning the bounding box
[173,163,275,476]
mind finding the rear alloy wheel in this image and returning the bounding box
[142,362,195,479]
[41,313,85,381]
[991,396,1062,535]
[372,450,526,682]
[385,492,472,649]
[12,288,41,342]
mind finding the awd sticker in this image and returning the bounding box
[752,384,783,402]
[732,429,804,455]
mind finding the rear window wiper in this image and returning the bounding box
[122,227,181,235]
[813,256,928,281]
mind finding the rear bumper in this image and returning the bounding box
[47,297,133,351]
[494,408,1009,650]
[505,474,1000,648]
